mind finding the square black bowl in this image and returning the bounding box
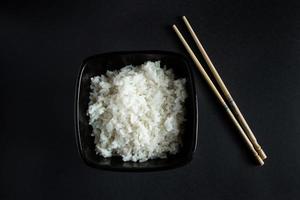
[75,51,199,171]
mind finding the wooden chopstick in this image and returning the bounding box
[182,16,267,160]
[172,24,264,165]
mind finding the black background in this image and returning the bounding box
[1,0,299,199]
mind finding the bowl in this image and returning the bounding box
[75,50,198,171]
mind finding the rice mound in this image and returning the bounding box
[87,61,187,162]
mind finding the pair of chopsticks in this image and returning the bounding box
[173,16,267,165]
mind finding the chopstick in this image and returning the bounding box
[182,16,267,160]
[172,24,264,166]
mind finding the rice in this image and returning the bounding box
[87,61,187,162]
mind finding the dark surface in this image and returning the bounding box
[0,0,299,199]
[76,51,198,171]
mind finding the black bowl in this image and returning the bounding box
[75,51,199,171]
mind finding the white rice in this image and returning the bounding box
[87,61,187,162]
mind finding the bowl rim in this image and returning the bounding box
[74,50,199,172]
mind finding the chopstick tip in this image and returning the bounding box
[259,160,264,166]
[256,154,264,166]
[257,148,267,160]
